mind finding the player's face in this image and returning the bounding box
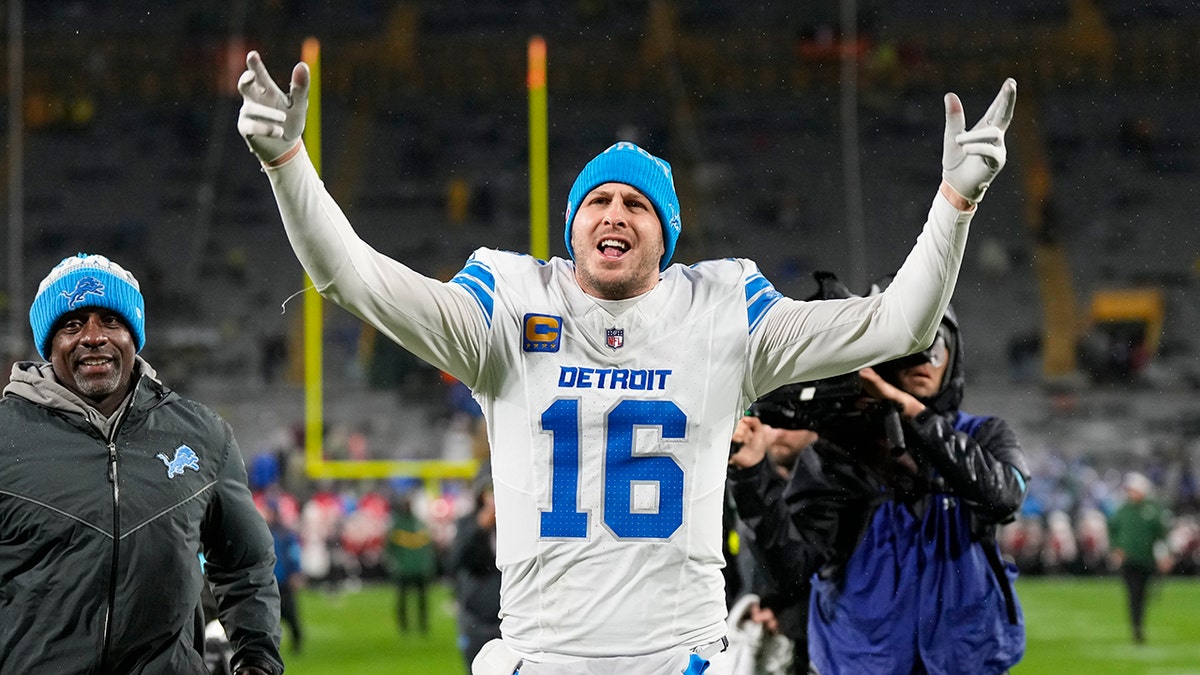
[50,308,137,416]
[571,182,665,300]
[891,337,950,399]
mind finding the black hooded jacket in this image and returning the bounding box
[0,361,283,675]
[729,301,1030,602]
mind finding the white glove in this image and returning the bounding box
[237,50,310,164]
[941,78,1016,205]
[471,638,523,675]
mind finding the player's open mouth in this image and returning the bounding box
[598,239,629,258]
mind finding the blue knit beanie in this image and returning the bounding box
[29,253,146,360]
[564,142,682,271]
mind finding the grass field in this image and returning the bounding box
[280,577,1200,674]
[282,582,465,675]
[1014,577,1200,675]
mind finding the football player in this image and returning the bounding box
[238,50,1015,674]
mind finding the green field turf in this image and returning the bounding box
[282,582,465,675]
[1015,577,1200,675]
[280,577,1200,674]
[282,578,468,672]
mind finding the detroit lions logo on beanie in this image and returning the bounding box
[564,142,682,271]
[29,253,146,360]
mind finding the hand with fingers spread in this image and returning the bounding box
[237,50,310,165]
[941,78,1017,208]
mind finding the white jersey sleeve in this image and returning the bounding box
[747,192,972,397]
[262,146,488,385]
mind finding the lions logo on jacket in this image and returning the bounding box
[157,445,200,478]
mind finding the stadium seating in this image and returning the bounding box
[9,1,1200,473]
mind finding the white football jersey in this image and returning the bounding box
[264,146,972,661]
[453,251,768,657]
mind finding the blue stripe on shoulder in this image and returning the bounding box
[744,273,772,299]
[459,260,496,290]
[744,273,783,334]
[451,260,496,327]
[452,275,494,325]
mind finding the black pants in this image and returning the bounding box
[397,577,429,633]
[1121,566,1153,641]
[279,583,303,651]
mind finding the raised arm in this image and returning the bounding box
[749,80,1016,396]
[237,51,487,385]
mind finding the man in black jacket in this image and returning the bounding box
[730,296,1029,675]
[0,253,283,675]
[449,469,503,673]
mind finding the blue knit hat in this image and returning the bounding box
[29,253,146,360]
[564,142,682,271]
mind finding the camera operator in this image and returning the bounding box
[729,300,1030,675]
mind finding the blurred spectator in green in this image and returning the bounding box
[385,493,438,635]
[1108,472,1174,644]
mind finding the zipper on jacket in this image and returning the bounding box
[100,440,121,671]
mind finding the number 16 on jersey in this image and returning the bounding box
[539,398,686,540]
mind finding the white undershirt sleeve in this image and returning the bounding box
[748,191,972,397]
[261,144,488,387]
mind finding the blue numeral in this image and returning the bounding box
[539,398,685,540]
[540,399,590,538]
[605,400,685,538]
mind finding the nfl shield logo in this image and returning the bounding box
[605,328,624,350]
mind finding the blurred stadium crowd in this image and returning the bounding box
[242,444,1200,596]
[1003,454,1200,576]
